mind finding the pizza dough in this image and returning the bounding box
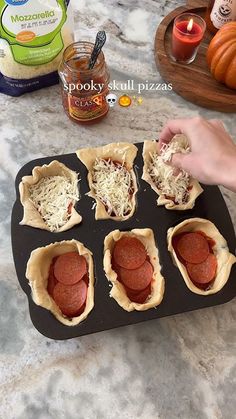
[104,228,165,311]
[167,218,236,295]
[26,240,94,326]
[19,160,82,232]
[76,142,138,221]
[142,136,203,210]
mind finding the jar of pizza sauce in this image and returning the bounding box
[58,42,110,125]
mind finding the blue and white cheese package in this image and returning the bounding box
[0,0,74,96]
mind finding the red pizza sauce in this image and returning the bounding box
[59,42,110,125]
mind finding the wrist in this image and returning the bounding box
[220,151,236,192]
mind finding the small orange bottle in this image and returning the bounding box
[58,42,110,125]
[206,0,236,34]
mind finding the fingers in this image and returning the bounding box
[159,119,187,146]
[159,116,227,149]
[159,117,203,147]
[171,152,192,173]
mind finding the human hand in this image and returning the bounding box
[159,117,236,192]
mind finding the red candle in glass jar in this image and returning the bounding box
[172,14,206,64]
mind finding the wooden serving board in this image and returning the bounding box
[154,0,236,112]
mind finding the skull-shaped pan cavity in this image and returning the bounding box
[77,142,138,221]
[104,228,165,311]
[19,160,82,232]
[167,218,236,295]
[142,135,203,210]
[26,239,95,326]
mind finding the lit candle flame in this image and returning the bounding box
[187,18,194,32]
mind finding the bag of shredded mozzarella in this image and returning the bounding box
[0,0,73,96]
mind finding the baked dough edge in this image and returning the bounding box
[76,142,138,221]
[104,228,165,311]
[142,137,203,210]
[167,217,236,295]
[19,160,82,232]
[26,239,94,326]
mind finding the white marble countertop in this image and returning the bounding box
[0,1,236,418]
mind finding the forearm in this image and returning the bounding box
[220,152,236,192]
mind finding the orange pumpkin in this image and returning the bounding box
[207,22,236,90]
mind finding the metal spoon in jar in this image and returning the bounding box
[88,31,107,70]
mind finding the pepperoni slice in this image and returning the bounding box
[194,230,216,251]
[47,263,58,297]
[77,302,86,316]
[119,260,153,291]
[113,236,146,269]
[172,233,188,264]
[172,233,185,250]
[207,238,216,252]
[176,232,209,264]
[82,273,89,286]
[186,253,217,284]
[67,202,73,215]
[53,280,87,318]
[111,257,122,278]
[125,284,152,304]
[54,252,87,285]
[192,281,214,291]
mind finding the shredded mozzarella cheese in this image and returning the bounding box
[29,176,79,232]
[148,137,190,205]
[91,158,133,217]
